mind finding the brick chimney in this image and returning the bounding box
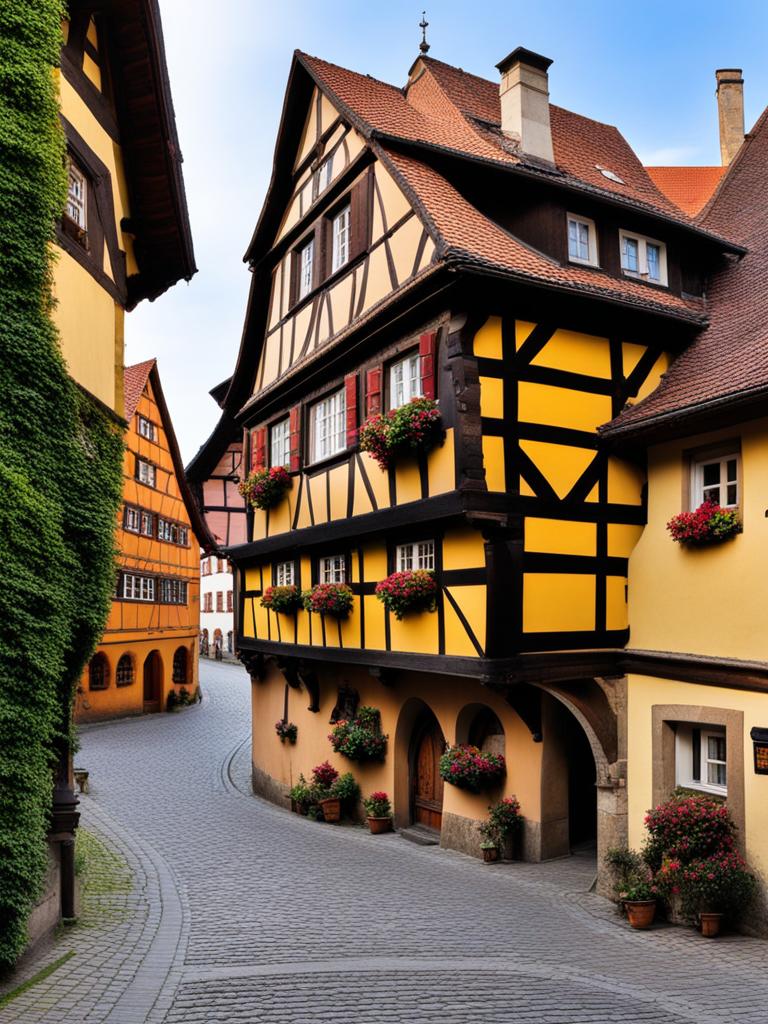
[716,68,745,165]
[496,47,554,164]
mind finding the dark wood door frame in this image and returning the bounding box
[409,709,445,831]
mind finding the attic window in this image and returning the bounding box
[596,165,625,185]
[567,214,599,267]
[67,161,87,228]
[619,230,668,286]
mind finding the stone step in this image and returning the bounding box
[399,825,440,846]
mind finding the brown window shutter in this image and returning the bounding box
[419,331,438,400]
[289,405,301,472]
[242,427,251,474]
[253,427,267,470]
[349,169,373,261]
[345,372,358,447]
[365,367,383,417]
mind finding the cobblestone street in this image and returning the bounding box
[3,660,768,1023]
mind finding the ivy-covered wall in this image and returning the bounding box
[0,1,124,969]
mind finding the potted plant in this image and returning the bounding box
[622,878,658,929]
[262,585,302,613]
[275,719,298,743]
[331,772,361,818]
[309,761,341,821]
[302,583,354,619]
[363,791,393,833]
[359,397,444,470]
[666,501,741,546]
[485,796,522,859]
[289,774,312,815]
[375,569,438,619]
[655,850,757,936]
[479,838,500,863]
[439,744,506,792]
[238,465,291,510]
[329,705,388,762]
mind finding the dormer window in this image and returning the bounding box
[567,214,598,267]
[67,161,87,229]
[620,231,668,286]
[331,206,350,273]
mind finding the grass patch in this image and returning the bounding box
[0,951,75,1009]
[75,829,133,927]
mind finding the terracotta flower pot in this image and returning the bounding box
[481,846,500,863]
[624,899,657,929]
[700,912,723,937]
[367,816,393,834]
[319,797,341,823]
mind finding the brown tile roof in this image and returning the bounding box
[124,358,156,420]
[602,108,768,438]
[298,52,724,232]
[645,166,726,217]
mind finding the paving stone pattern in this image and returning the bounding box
[4,661,768,1023]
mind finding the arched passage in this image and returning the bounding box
[393,698,447,833]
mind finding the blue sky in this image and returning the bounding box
[126,0,768,461]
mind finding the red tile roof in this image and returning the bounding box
[603,108,768,438]
[645,166,726,217]
[124,358,156,420]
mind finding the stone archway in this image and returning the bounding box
[393,698,447,832]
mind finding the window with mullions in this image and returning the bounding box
[121,573,155,602]
[298,238,314,300]
[172,647,188,684]
[67,161,87,229]
[140,511,154,537]
[619,230,668,285]
[137,416,156,441]
[676,724,727,795]
[567,214,598,267]
[124,506,140,533]
[312,154,334,200]
[319,554,346,584]
[692,453,739,509]
[389,352,422,409]
[310,389,346,462]
[396,540,435,572]
[270,418,291,468]
[275,561,295,586]
[331,206,350,272]
[160,579,188,605]
[136,459,156,487]
[88,653,108,691]
[116,654,134,687]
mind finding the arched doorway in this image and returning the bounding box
[143,651,162,713]
[563,708,598,850]
[410,710,445,832]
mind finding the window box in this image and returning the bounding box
[302,583,354,618]
[439,744,506,792]
[359,397,443,470]
[261,584,302,614]
[238,465,291,510]
[667,502,741,546]
[375,569,437,620]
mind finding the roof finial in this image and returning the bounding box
[419,11,430,54]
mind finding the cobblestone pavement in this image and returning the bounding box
[4,660,768,1023]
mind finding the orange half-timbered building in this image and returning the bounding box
[188,46,745,881]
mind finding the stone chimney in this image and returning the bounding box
[496,47,554,164]
[716,68,745,165]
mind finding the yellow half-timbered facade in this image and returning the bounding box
[189,46,749,884]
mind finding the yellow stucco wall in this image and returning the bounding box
[627,675,768,879]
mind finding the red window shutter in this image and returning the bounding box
[365,367,382,417]
[252,427,267,470]
[419,331,438,400]
[289,405,301,472]
[345,372,358,447]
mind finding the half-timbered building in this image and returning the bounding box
[188,46,747,882]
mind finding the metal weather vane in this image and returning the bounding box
[419,11,430,54]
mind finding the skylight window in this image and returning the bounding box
[596,165,625,185]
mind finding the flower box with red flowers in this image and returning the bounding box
[261,584,301,614]
[275,719,297,743]
[302,583,354,619]
[358,397,444,470]
[329,706,388,762]
[439,744,506,792]
[374,569,437,620]
[666,501,741,546]
[238,465,291,511]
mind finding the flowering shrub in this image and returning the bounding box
[655,850,757,922]
[478,796,522,848]
[312,761,339,789]
[439,744,506,792]
[359,398,444,470]
[375,569,438,620]
[329,706,388,762]
[290,764,359,817]
[261,585,302,613]
[238,465,291,510]
[364,791,392,817]
[302,583,354,618]
[275,719,297,743]
[667,501,741,546]
[643,793,735,870]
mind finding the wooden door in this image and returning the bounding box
[413,720,444,831]
[143,652,161,713]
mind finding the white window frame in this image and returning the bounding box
[124,506,140,533]
[619,230,668,285]
[567,214,598,267]
[691,452,739,509]
[313,154,334,200]
[275,561,295,586]
[319,555,346,584]
[67,161,87,228]
[676,724,727,796]
[298,238,314,300]
[389,352,422,410]
[331,205,350,273]
[122,573,155,602]
[270,418,291,468]
[140,511,154,537]
[137,459,156,487]
[137,416,156,441]
[310,388,346,463]
[395,540,435,572]
[178,526,189,547]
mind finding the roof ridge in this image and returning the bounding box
[296,50,404,95]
